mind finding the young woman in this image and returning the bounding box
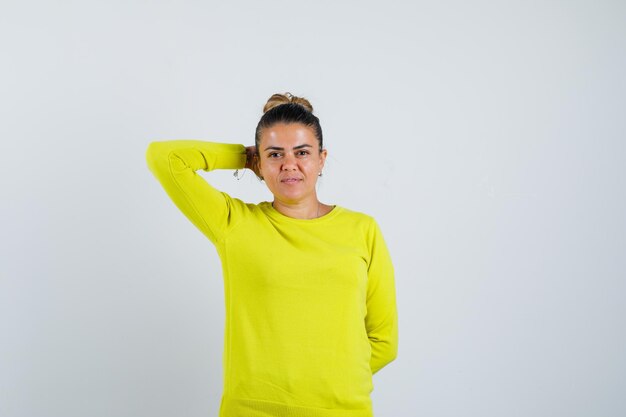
[146,93,398,417]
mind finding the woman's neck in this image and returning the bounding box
[272,198,328,219]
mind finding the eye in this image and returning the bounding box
[268,152,282,158]
[297,150,310,156]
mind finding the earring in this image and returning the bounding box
[318,172,323,177]
[233,169,245,180]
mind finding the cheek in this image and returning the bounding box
[260,161,277,177]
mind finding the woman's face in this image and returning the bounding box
[258,122,327,205]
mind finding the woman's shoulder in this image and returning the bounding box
[333,205,379,227]
[334,204,370,218]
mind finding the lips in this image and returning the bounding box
[281,177,302,184]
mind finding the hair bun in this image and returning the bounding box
[263,92,314,114]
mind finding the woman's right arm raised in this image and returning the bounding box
[145,140,247,244]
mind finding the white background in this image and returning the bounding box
[1,1,625,416]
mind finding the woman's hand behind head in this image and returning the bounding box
[245,145,262,179]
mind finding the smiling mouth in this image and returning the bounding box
[281,178,302,183]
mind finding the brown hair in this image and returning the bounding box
[263,92,314,113]
[255,92,323,153]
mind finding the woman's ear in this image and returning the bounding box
[319,149,328,172]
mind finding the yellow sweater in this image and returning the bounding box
[146,141,398,417]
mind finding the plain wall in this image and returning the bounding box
[1,1,625,416]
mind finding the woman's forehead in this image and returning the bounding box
[260,123,317,148]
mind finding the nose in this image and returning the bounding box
[281,153,297,171]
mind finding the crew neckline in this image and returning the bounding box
[261,201,342,223]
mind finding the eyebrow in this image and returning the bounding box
[263,144,313,151]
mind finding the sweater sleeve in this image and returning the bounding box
[145,140,247,244]
[365,220,399,375]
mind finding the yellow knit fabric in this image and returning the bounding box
[146,141,398,417]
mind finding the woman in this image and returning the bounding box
[146,93,398,417]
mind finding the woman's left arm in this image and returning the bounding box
[365,220,399,375]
